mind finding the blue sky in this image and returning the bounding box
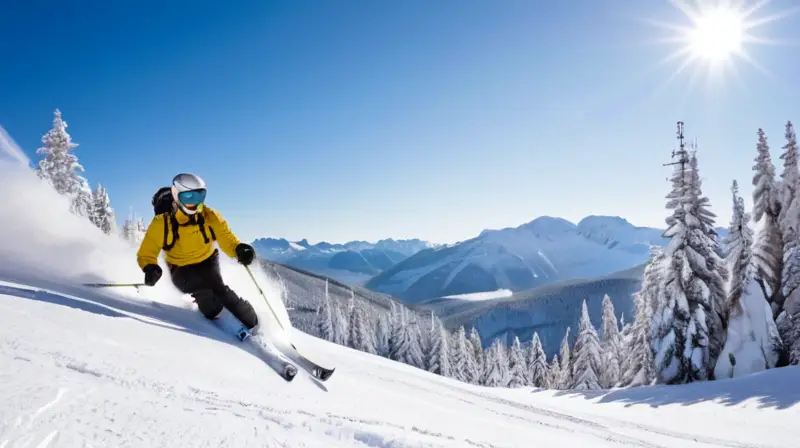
[2,0,800,244]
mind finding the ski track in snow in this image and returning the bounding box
[1,280,798,448]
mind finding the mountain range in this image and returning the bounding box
[366,215,722,303]
[250,237,434,284]
[253,215,728,305]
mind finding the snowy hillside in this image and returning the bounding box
[3,275,800,447]
[367,216,672,302]
[251,237,432,284]
[424,264,646,356]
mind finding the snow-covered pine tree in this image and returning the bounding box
[619,247,662,387]
[349,302,377,354]
[463,329,480,384]
[726,180,756,312]
[558,327,572,389]
[483,339,509,387]
[316,290,335,342]
[715,179,781,378]
[388,302,408,363]
[90,183,116,235]
[600,294,623,388]
[752,127,786,318]
[72,181,93,219]
[375,314,390,357]
[426,315,451,376]
[548,354,562,390]
[449,326,469,382]
[527,332,549,388]
[347,292,358,349]
[570,299,603,390]
[333,300,349,347]
[468,328,484,384]
[779,121,800,308]
[405,312,426,369]
[776,311,800,365]
[35,109,93,219]
[652,124,727,384]
[689,151,729,368]
[507,336,528,387]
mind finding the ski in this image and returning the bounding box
[235,326,298,382]
[206,312,298,383]
[279,342,335,382]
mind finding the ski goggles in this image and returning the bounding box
[177,189,207,206]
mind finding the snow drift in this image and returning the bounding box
[0,160,292,344]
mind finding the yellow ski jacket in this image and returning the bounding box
[136,205,241,269]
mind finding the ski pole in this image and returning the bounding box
[244,265,288,332]
[83,282,147,288]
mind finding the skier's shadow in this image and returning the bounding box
[0,273,325,387]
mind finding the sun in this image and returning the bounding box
[639,0,799,88]
[687,6,745,63]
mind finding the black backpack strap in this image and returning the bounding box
[161,210,216,251]
[162,212,180,251]
[197,213,210,244]
[197,211,216,243]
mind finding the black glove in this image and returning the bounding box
[235,243,255,266]
[143,264,162,286]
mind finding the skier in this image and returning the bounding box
[136,173,260,331]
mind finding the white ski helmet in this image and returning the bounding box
[171,173,207,215]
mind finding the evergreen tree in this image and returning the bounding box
[388,302,408,362]
[35,109,92,218]
[483,339,508,387]
[600,294,623,388]
[507,336,528,387]
[548,354,561,390]
[426,316,451,376]
[689,151,729,369]
[375,315,390,357]
[652,127,727,384]
[463,329,480,384]
[779,121,800,303]
[752,127,786,318]
[316,290,335,342]
[570,300,603,390]
[450,326,468,382]
[468,328,485,383]
[347,292,358,349]
[619,247,661,387]
[776,311,800,365]
[527,332,549,388]
[324,281,347,346]
[715,180,782,377]
[349,302,377,355]
[558,327,572,389]
[333,302,349,347]
[90,183,115,235]
[726,180,756,318]
[405,313,426,369]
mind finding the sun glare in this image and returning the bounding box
[688,7,744,63]
[638,0,799,91]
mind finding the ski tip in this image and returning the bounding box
[315,367,335,382]
[284,364,298,382]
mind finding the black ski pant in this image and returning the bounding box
[169,249,259,329]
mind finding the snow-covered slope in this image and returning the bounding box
[1,160,798,447]
[3,278,800,447]
[251,237,431,285]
